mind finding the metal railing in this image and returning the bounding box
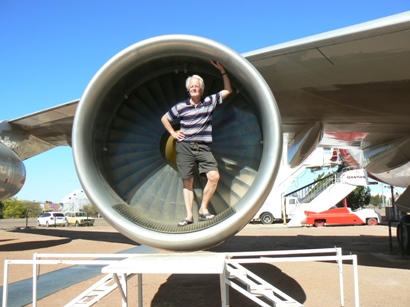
[285,167,357,203]
[3,248,360,307]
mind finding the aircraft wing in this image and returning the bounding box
[4,12,410,165]
[3,99,79,160]
[244,11,410,170]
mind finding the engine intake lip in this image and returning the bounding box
[73,35,282,251]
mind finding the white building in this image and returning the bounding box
[59,190,91,212]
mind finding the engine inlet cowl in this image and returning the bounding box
[73,35,282,251]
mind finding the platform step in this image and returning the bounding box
[64,273,134,307]
[226,262,303,307]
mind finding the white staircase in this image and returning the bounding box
[64,273,134,307]
[302,181,356,213]
[225,261,303,306]
[287,168,369,225]
[288,181,356,226]
[2,249,359,307]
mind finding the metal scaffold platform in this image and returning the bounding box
[2,247,359,307]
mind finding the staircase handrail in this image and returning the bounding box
[285,166,358,203]
[285,172,341,203]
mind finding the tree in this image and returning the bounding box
[82,203,99,217]
[0,198,42,219]
[22,201,42,218]
[0,200,4,219]
[346,186,371,210]
[2,198,26,218]
[370,193,385,207]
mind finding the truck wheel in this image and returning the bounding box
[367,218,378,226]
[314,220,325,227]
[260,212,274,224]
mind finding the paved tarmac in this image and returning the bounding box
[1,218,410,306]
[1,245,157,307]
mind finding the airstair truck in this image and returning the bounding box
[288,167,370,226]
[253,167,370,225]
[251,147,342,224]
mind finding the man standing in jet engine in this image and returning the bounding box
[161,60,233,226]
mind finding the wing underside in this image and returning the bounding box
[245,11,410,159]
[1,100,79,160]
[2,12,410,172]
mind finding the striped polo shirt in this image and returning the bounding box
[165,92,223,143]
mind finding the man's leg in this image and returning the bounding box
[176,142,195,226]
[180,177,194,225]
[199,170,220,218]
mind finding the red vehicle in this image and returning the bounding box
[304,206,381,227]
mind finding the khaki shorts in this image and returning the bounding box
[176,142,218,179]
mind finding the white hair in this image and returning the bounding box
[185,75,205,92]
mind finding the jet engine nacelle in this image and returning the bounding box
[0,142,26,201]
[73,35,282,251]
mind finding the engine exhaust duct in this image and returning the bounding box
[73,35,282,251]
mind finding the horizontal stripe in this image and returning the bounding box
[165,92,222,143]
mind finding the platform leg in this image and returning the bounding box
[336,248,345,307]
[352,255,360,307]
[220,268,229,307]
[113,273,128,307]
[121,273,128,307]
[32,252,38,307]
[138,274,143,307]
[2,260,9,307]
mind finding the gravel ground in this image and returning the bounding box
[1,218,409,306]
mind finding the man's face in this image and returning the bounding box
[189,78,202,99]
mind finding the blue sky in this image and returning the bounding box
[1,1,410,202]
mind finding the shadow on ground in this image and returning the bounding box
[210,234,410,270]
[4,228,138,251]
[1,238,72,251]
[6,227,410,269]
[150,232,410,306]
[3,224,410,306]
[152,263,306,307]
